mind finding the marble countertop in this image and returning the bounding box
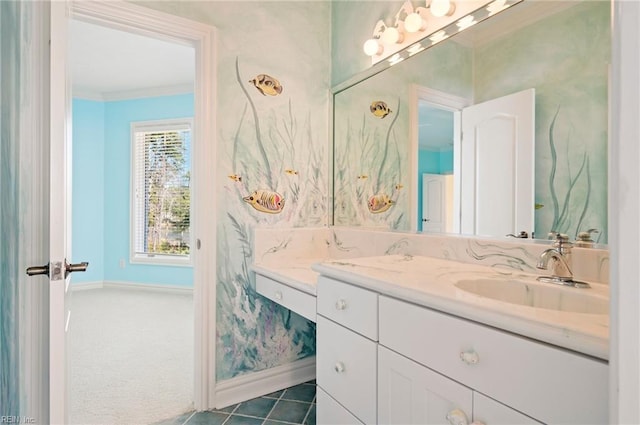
[252,259,322,295]
[311,254,609,361]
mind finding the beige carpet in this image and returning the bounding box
[68,287,194,425]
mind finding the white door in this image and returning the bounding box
[460,89,535,237]
[378,345,473,424]
[422,174,446,232]
[24,3,78,424]
[422,174,454,232]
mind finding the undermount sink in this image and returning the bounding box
[455,278,609,315]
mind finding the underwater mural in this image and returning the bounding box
[334,92,407,227]
[216,52,327,379]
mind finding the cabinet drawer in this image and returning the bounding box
[379,296,608,424]
[317,387,363,425]
[317,276,378,340]
[317,316,377,424]
[255,274,316,322]
[473,392,540,425]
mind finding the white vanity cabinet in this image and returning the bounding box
[379,344,539,424]
[316,274,609,425]
[316,276,379,424]
[379,296,608,424]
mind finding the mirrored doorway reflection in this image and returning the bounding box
[417,101,456,232]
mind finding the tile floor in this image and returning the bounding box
[154,381,316,425]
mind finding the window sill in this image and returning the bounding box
[130,254,192,267]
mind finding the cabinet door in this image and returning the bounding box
[317,387,363,425]
[473,392,541,425]
[317,316,377,424]
[378,345,472,425]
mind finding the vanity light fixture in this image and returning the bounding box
[486,0,509,16]
[456,14,477,31]
[429,0,456,17]
[363,0,523,65]
[363,20,386,57]
[404,11,427,33]
[407,43,425,56]
[363,38,383,56]
[381,26,405,45]
[388,53,405,66]
[429,29,449,44]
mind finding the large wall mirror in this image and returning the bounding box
[333,0,610,244]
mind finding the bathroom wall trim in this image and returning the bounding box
[70,280,194,294]
[214,356,317,409]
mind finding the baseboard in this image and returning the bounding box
[70,281,104,291]
[214,356,316,409]
[71,280,193,294]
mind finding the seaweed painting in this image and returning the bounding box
[543,105,598,241]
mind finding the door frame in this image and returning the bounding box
[63,1,217,411]
[409,85,470,233]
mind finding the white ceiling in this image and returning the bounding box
[70,19,195,100]
[418,102,454,151]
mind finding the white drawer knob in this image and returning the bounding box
[446,408,469,425]
[334,362,345,373]
[460,350,479,365]
[335,299,347,310]
[274,291,283,300]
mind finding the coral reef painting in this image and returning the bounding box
[216,56,327,380]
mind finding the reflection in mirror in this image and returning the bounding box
[417,101,456,233]
[333,0,610,243]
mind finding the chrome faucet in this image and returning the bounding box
[536,233,590,288]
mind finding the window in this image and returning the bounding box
[131,119,193,265]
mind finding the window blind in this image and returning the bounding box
[132,120,192,259]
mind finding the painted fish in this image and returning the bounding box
[243,189,285,214]
[228,174,242,182]
[370,101,392,119]
[535,203,545,210]
[285,169,299,175]
[367,193,394,214]
[249,74,283,96]
[395,184,404,190]
[357,175,368,180]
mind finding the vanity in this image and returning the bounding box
[252,0,611,422]
[251,227,609,425]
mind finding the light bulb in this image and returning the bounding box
[381,26,404,45]
[430,0,455,17]
[404,12,426,33]
[363,38,383,56]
